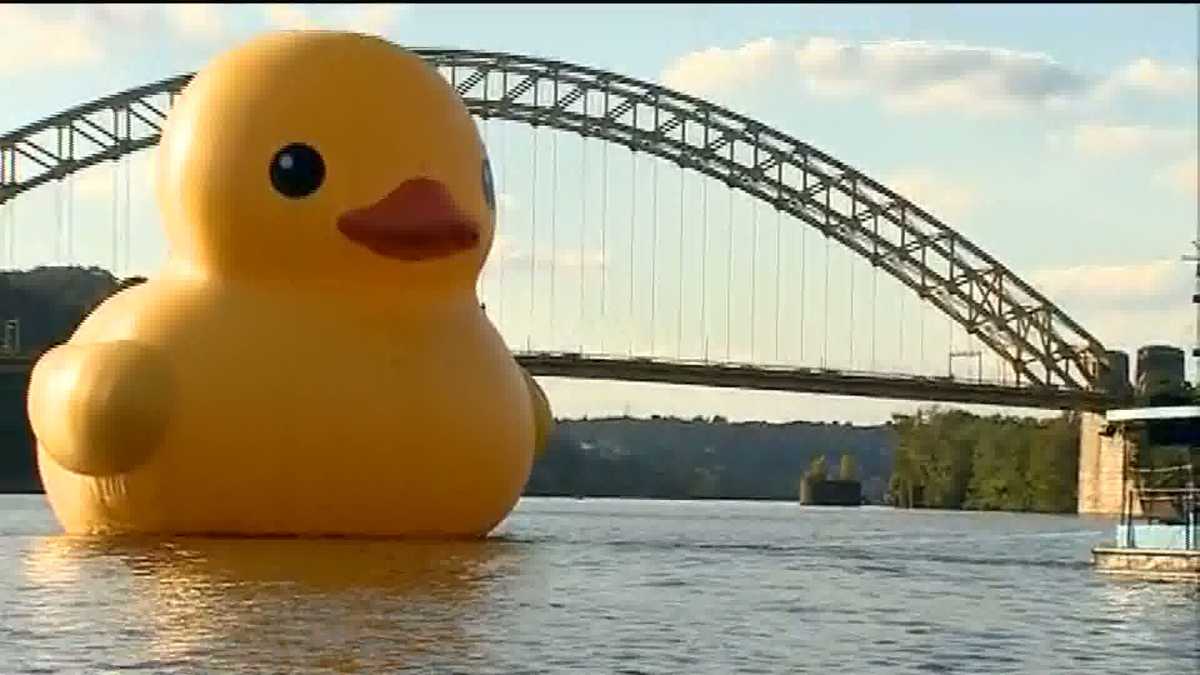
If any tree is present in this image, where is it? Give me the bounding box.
[892,407,1079,513]
[839,453,858,481]
[807,454,828,482]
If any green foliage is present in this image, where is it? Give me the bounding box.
[526,417,898,501]
[1,266,141,357]
[887,407,1080,513]
[807,454,828,482]
[839,453,857,481]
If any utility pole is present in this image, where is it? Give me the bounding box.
[948,349,983,383]
[1,319,18,356]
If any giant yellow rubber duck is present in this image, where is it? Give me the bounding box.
[27,31,554,537]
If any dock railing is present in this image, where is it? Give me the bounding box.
[1122,485,1200,550]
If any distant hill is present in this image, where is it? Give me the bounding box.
[530,416,893,501]
[1,265,145,357]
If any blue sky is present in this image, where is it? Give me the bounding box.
[1,4,1197,423]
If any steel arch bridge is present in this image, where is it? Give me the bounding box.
[0,48,1120,408]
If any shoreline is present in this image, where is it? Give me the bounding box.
[1,490,1087,515]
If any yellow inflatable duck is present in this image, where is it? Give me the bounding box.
[27,31,554,537]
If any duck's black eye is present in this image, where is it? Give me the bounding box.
[482,157,495,211]
[270,143,325,199]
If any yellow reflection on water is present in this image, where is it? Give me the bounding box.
[24,535,531,671]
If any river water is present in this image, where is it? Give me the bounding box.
[0,495,1196,673]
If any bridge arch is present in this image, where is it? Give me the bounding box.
[0,48,1109,391]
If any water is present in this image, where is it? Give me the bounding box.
[0,495,1196,673]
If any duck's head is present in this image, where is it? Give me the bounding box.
[156,31,495,292]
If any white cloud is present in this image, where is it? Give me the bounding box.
[662,37,1089,115]
[1099,57,1199,99]
[663,38,1200,118]
[661,38,790,97]
[84,5,229,42]
[884,170,977,222]
[262,4,410,35]
[88,4,157,28]
[342,4,408,35]
[0,4,235,76]
[1068,123,1196,157]
[1027,258,1197,361]
[1072,306,1194,365]
[264,4,314,30]
[488,234,606,270]
[1029,258,1190,310]
[164,4,226,41]
[1059,125,1196,198]
[1159,154,1198,197]
[0,6,103,76]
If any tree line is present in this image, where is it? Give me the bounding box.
[887,407,1080,513]
[527,415,894,501]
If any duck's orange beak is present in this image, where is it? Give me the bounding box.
[337,178,480,261]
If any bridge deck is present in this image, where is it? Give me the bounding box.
[0,352,1119,410]
[517,353,1121,411]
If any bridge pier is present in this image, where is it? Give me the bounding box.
[1077,412,1136,515]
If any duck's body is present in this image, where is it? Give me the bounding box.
[28,31,552,537]
[36,277,534,536]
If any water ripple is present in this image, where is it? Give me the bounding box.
[1,495,1196,673]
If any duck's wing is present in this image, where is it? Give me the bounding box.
[519,366,554,458]
[28,340,174,476]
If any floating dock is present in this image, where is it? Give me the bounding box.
[1091,406,1200,582]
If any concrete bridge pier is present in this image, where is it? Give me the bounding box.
[1077,411,1136,516]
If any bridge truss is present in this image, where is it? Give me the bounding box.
[0,48,1114,397]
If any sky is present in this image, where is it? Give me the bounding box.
[1,4,1197,424]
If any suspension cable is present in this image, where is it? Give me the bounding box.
[529,126,539,351]
[948,314,955,378]
[1,204,8,268]
[750,200,758,362]
[848,250,855,369]
[872,264,878,371]
[5,203,13,268]
[66,173,75,263]
[600,140,609,352]
[110,160,118,271]
[650,158,659,356]
[823,235,830,368]
[629,149,637,356]
[54,180,63,263]
[550,130,558,349]
[498,122,508,328]
[799,214,805,364]
[122,154,131,275]
[920,296,926,374]
[579,134,587,353]
[726,186,734,362]
[677,166,685,359]
[700,179,708,357]
[774,207,782,363]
